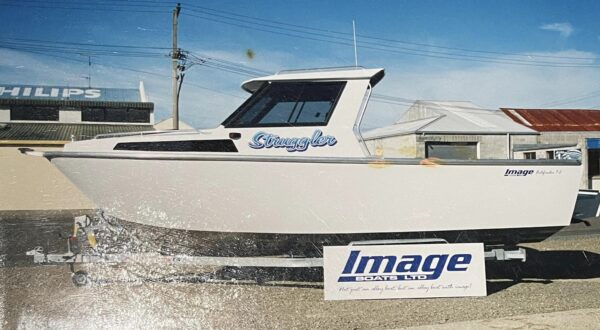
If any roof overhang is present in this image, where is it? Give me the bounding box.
[0,98,154,109]
[513,143,579,152]
[0,140,68,146]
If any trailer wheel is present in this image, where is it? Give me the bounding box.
[72,271,90,287]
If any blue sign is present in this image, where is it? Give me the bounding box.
[337,250,471,282]
[248,129,337,152]
[324,243,487,300]
[588,139,600,150]
[0,85,140,102]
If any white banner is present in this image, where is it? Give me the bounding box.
[323,243,486,300]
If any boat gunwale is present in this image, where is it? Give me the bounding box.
[30,150,582,166]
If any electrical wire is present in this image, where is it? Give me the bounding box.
[181,12,600,68]
[180,3,595,62]
[539,89,600,107]
[0,2,169,13]
[4,1,600,107]
[0,46,246,99]
[1,37,171,50]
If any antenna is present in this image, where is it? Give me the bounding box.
[80,53,92,88]
[87,55,92,88]
[352,20,358,67]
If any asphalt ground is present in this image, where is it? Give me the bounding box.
[1,210,600,329]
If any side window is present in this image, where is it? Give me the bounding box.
[223,81,345,128]
[259,102,296,124]
[82,107,150,123]
[295,101,331,123]
[10,106,59,121]
[426,142,478,160]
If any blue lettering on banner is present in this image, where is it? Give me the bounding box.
[248,129,337,152]
[337,250,471,282]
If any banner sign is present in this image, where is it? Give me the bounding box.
[0,85,140,102]
[323,243,486,300]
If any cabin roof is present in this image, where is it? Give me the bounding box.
[241,67,385,93]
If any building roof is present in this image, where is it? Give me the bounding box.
[154,117,194,130]
[513,143,578,152]
[501,108,600,132]
[362,116,442,140]
[0,122,154,144]
[405,101,537,134]
[363,101,536,140]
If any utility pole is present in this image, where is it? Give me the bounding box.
[171,3,181,130]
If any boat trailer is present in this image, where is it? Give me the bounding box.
[25,215,527,286]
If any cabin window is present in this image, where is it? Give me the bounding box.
[114,140,238,152]
[524,152,536,159]
[425,142,478,160]
[222,81,346,128]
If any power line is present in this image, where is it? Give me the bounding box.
[181,11,600,68]
[0,2,168,13]
[186,52,272,77]
[1,37,171,50]
[0,41,168,58]
[0,46,246,99]
[181,4,598,63]
[539,89,600,107]
[5,1,598,67]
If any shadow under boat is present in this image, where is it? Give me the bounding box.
[93,213,570,258]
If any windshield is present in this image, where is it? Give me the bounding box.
[222,81,346,128]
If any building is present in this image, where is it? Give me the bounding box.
[502,108,600,189]
[0,83,155,211]
[154,117,194,130]
[363,101,537,159]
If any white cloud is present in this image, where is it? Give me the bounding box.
[362,50,600,129]
[540,22,574,37]
[3,48,600,132]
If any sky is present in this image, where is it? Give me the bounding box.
[1,0,600,129]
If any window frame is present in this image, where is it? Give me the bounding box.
[10,105,60,121]
[222,81,346,128]
[425,141,479,160]
[82,107,150,123]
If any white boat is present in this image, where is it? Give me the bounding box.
[24,67,582,252]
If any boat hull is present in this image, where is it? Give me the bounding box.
[49,155,582,236]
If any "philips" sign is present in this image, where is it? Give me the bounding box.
[0,86,101,99]
[0,85,140,102]
[324,243,486,300]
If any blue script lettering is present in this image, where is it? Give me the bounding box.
[248,129,337,152]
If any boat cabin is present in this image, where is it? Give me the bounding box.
[64,67,385,158]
